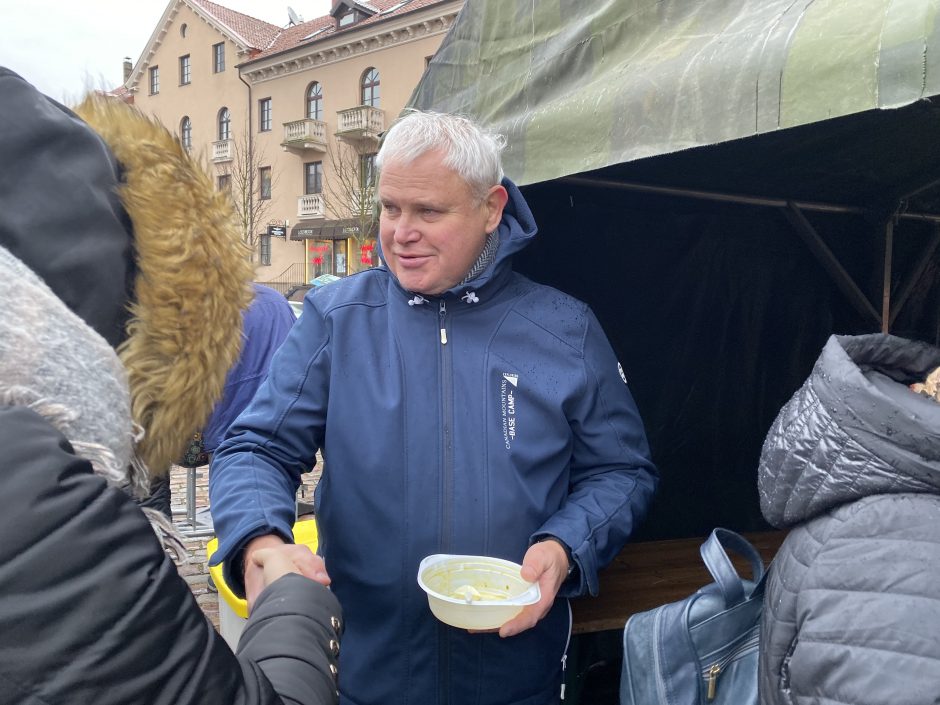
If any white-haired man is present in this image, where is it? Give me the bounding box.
[210,111,658,705]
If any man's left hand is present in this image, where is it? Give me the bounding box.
[498,539,570,638]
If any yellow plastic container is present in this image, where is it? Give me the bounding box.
[206,518,319,648]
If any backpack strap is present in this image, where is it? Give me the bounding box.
[699,528,765,607]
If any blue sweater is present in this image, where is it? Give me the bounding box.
[210,180,657,705]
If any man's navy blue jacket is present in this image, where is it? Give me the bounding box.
[210,179,657,705]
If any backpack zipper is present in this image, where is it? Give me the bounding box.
[702,630,759,700]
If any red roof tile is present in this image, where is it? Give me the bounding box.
[247,0,456,62]
[189,0,283,50]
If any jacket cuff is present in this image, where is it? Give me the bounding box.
[222,526,293,599]
[531,533,585,596]
[239,574,344,704]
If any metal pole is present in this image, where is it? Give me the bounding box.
[187,466,197,530]
[783,203,882,327]
[561,176,940,223]
[889,223,940,328]
[881,219,894,334]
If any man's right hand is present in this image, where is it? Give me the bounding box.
[244,534,331,610]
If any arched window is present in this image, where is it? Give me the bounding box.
[217,107,231,141]
[306,82,323,120]
[361,67,379,108]
[180,116,192,151]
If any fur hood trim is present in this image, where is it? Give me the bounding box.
[75,96,254,477]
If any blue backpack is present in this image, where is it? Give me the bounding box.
[620,528,767,705]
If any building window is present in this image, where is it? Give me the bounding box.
[180,116,192,151]
[361,67,380,108]
[218,107,231,141]
[179,55,191,85]
[360,153,376,190]
[213,42,225,73]
[304,161,323,195]
[149,66,159,95]
[260,233,272,266]
[339,10,355,26]
[180,23,188,38]
[259,98,272,132]
[259,166,272,200]
[306,82,323,120]
[308,239,348,277]
[217,174,231,192]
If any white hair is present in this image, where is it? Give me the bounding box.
[376,110,506,200]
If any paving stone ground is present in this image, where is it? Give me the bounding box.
[168,462,321,631]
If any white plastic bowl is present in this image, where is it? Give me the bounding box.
[417,554,541,630]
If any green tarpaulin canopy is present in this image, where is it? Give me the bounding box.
[411,0,940,197]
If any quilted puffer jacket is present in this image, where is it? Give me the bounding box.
[757,334,940,705]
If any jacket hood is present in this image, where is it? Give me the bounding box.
[0,67,253,479]
[0,68,134,348]
[759,334,940,527]
[75,96,254,476]
[461,176,538,289]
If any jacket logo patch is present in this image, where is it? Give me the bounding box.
[500,373,518,449]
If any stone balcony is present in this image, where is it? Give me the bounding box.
[298,193,326,220]
[281,118,328,152]
[335,105,384,143]
[211,139,233,163]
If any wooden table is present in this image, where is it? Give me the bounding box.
[570,530,786,635]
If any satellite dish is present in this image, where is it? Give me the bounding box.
[287,6,303,25]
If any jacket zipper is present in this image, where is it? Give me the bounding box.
[438,298,454,705]
[702,630,759,700]
[559,601,573,700]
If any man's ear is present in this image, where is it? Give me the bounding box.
[483,185,509,233]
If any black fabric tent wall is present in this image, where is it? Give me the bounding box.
[514,157,940,541]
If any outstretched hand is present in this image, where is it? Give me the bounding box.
[497,539,570,638]
[244,534,331,611]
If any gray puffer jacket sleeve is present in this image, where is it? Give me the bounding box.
[756,334,940,705]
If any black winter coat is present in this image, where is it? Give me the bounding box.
[0,405,342,705]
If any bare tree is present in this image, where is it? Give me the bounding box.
[219,125,279,263]
[324,137,379,270]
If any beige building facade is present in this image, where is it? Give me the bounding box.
[127,0,463,295]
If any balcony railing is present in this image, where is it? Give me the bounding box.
[298,193,325,219]
[256,262,306,297]
[281,119,327,152]
[212,139,233,163]
[335,106,384,141]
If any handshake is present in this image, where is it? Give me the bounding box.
[247,537,332,610]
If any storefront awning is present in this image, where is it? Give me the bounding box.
[290,218,377,241]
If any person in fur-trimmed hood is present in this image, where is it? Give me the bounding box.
[0,67,342,705]
[757,333,940,705]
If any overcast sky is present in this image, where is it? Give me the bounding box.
[0,0,332,102]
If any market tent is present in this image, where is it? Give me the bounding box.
[409,0,940,539]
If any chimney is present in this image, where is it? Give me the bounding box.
[123,57,133,83]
